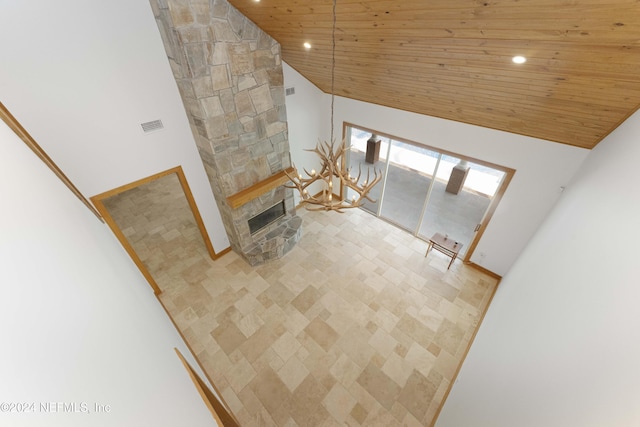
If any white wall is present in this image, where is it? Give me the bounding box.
[0,121,216,426]
[1,0,584,274]
[283,63,589,275]
[283,63,330,205]
[0,0,229,252]
[436,109,640,426]
[334,98,589,275]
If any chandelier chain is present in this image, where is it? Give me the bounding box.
[284,0,382,212]
[330,0,336,143]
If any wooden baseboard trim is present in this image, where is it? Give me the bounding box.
[211,246,233,260]
[175,348,239,427]
[465,261,502,280]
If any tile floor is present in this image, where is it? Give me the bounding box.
[103,172,499,427]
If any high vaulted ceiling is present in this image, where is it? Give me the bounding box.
[227,0,640,149]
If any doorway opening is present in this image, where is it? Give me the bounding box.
[91,166,224,294]
[343,123,514,262]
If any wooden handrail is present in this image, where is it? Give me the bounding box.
[174,348,240,427]
[0,101,102,220]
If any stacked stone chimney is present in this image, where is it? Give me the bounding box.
[150,0,300,265]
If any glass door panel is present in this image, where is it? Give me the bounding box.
[345,124,510,261]
[346,128,388,215]
[379,140,438,232]
[418,157,504,256]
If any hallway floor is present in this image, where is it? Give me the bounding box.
[104,173,499,426]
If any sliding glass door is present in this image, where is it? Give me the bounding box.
[345,124,510,260]
[345,128,389,216]
[417,156,505,256]
[379,140,438,232]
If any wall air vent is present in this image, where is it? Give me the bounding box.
[285,87,295,96]
[141,119,164,133]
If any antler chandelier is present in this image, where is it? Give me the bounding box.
[286,139,382,212]
[285,0,381,212]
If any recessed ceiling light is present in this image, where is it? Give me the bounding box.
[512,56,527,64]
[303,42,312,49]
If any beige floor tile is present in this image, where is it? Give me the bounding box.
[281,306,310,337]
[356,362,402,410]
[423,377,451,425]
[237,386,266,418]
[329,353,364,389]
[416,304,445,332]
[287,371,331,427]
[336,327,375,369]
[291,286,322,314]
[211,321,247,356]
[319,290,349,314]
[363,403,403,427]
[226,356,258,394]
[278,355,310,392]
[235,292,262,316]
[402,411,426,427]
[404,342,436,377]
[373,307,400,333]
[271,331,301,364]
[437,297,463,320]
[399,369,442,421]
[433,318,466,356]
[250,367,293,416]
[390,400,409,422]
[174,306,199,328]
[381,352,414,388]
[236,310,263,335]
[238,325,281,363]
[350,402,368,425]
[434,347,461,380]
[304,318,339,352]
[325,310,356,336]
[382,266,406,285]
[220,386,244,417]
[368,328,398,358]
[394,312,437,344]
[322,383,357,423]
[103,175,499,427]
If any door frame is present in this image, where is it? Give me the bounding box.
[90,166,225,295]
[342,122,515,264]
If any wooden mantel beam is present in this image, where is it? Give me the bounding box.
[226,167,294,209]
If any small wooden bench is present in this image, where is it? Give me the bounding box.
[425,232,463,269]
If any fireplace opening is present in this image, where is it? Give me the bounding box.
[248,200,285,234]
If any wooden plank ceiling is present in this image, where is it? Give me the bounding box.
[227,0,640,149]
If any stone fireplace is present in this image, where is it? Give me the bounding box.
[249,200,284,234]
[227,176,301,265]
[150,0,301,265]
